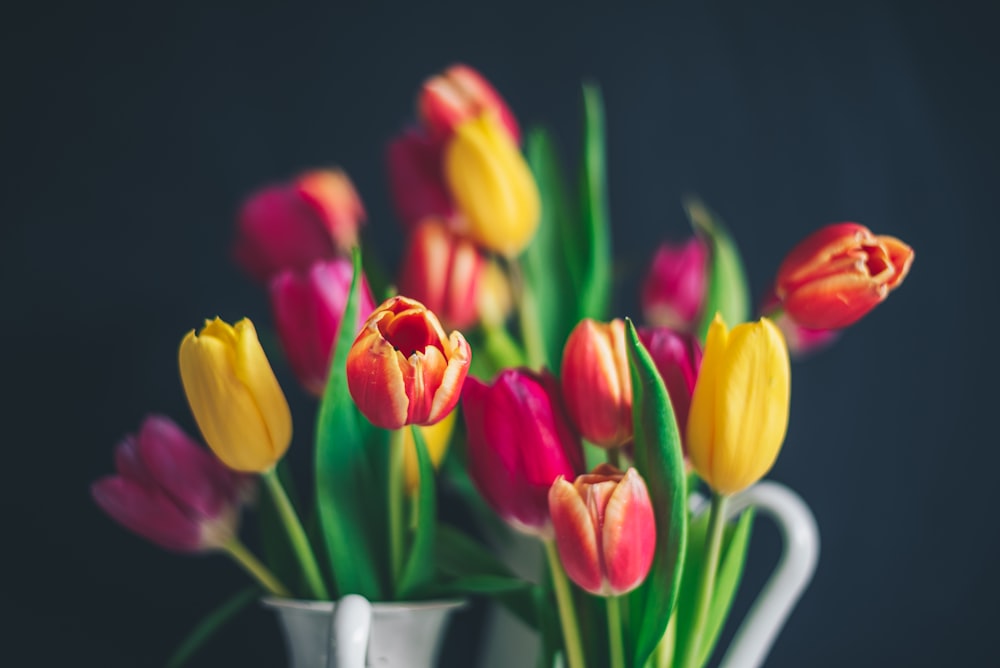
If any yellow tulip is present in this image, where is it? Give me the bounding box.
[686,315,790,495]
[179,317,292,473]
[444,112,540,258]
[403,409,456,494]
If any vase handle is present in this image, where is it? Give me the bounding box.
[709,481,820,668]
[327,594,373,668]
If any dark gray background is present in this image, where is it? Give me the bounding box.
[3,1,997,666]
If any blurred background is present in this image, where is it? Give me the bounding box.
[3,1,997,665]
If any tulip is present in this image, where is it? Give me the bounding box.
[179,317,292,473]
[686,316,790,495]
[386,129,455,228]
[774,222,914,329]
[641,237,708,332]
[270,258,377,396]
[637,327,702,439]
[403,409,456,494]
[233,169,366,282]
[398,218,486,331]
[346,296,471,430]
[463,369,584,536]
[91,415,250,553]
[759,289,838,358]
[548,464,656,596]
[444,112,540,257]
[419,64,521,144]
[561,319,633,448]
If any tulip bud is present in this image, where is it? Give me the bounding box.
[179,317,293,473]
[561,319,633,448]
[548,464,656,596]
[444,112,540,258]
[419,64,521,144]
[403,409,456,494]
[774,222,914,329]
[269,258,377,397]
[386,129,456,228]
[398,218,486,331]
[233,169,366,282]
[637,327,702,439]
[91,415,251,553]
[687,316,790,495]
[463,369,584,536]
[346,296,471,430]
[641,237,708,332]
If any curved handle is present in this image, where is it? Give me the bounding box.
[716,482,820,668]
[327,594,373,668]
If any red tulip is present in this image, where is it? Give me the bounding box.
[233,169,366,282]
[270,258,377,397]
[418,64,521,144]
[346,296,471,429]
[641,237,708,332]
[774,223,914,329]
[759,289,838,358]
[561,319,633,448]
[636,327,702,438]
[386,129,455,229]
[91,415,251,553]
[463,369,584,537]
[398,218,486,331]
[549,464,656,596]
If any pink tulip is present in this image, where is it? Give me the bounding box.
[463,369,584,537]
[233,169,366,282]
[418,64,521,144]
[386,129,455,229]
[637,327,702,438]
[270,258,377,397]
[91,415,251,553]
[398,218,486,330]
[641,237,709,332]
[549,464,656,596]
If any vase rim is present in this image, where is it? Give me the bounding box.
[260,596,467,614]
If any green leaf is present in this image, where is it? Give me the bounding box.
[684,197,751,342]
[671,508,755,668]
[315,247,383,600]
[624,319,688,668]
[164,586,259,668]
[578,83,612,322]
[525,127,579,371]
[397,424,437,598]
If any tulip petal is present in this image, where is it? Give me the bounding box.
[687,316,728,482]
[550,477,603,594]
[233,319,292,461]
[602,469,656,595]
[879,235,915,290]
[91,477,203,553]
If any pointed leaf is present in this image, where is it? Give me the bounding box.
[578,83,612,321]
[525,126,579,371]
[165,586,259,668]
[397,423,437,598]
[624,319,688,668]
[315,247,383,599]
[684,197,750,341]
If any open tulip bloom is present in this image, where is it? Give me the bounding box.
[91,64,913,668]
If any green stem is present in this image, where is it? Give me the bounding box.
[221,538,291,597]
[682,492,728,668]
[607,446,621,469]
[607,594,626,668]
[261,468,330,600]
[388,428,406,590]
[508,257,547,370]
[544,539,586,668]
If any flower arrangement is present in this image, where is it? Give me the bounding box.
[91,64,913,667]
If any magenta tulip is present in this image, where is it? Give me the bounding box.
[386,129,455,229]
[233,169,366,283]
[637,327,702,438]
[549,464,656,596]
[463,369,584,537]
[91,415,251,553]
[641,237,708,332]
[270,258,377,396]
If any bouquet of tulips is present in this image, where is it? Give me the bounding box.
[91,63,914,668]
